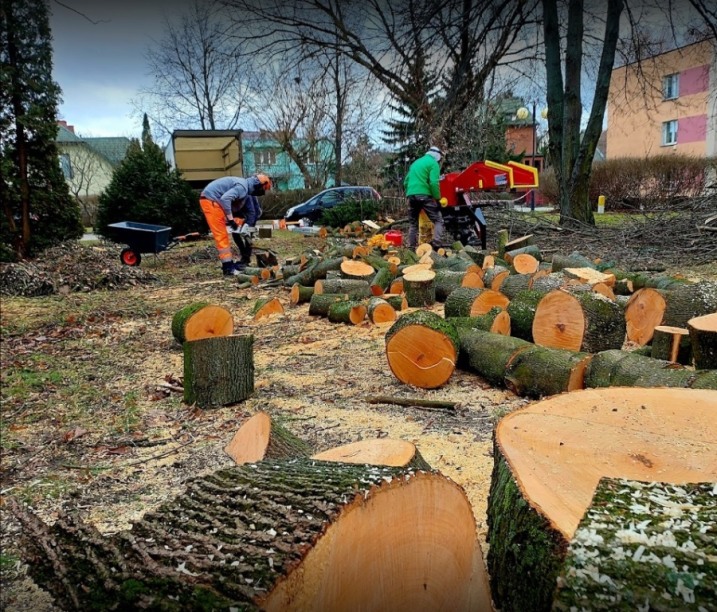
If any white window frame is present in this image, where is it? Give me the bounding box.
[662,120,678,146]
[256,150,277,166]
[59,153,73,179]
[663,73,679,100]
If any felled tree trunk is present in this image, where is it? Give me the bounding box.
[312,439,431,470]
[369,265,395,296]
[385,310,460,389]
[487,387,717,612]
[448,308,511,336]
[688,311,717,369]
[584,349,696,389]
[550,252,595,272]
[283,256,344,287]
[290,283,315,306]
[327,300,367,325]
[308,293,349,317]
[434,269,472,302]
[503,345,592,398]
[505,289,546,342]
[454,328,531,387]
[383,293,409,311]
[171,302,234,344]
[224,411,313,464]
[403,269,436,307]
[553,478,717,609]
[183,335,254,408]
[483,265,510,291]
[650,325,691,364]
[662,281,717,328]
[532,289,625,353]
[444,287,510,318]
[9,459,488,612]
[314,278,371,299]
[499,273,533,300]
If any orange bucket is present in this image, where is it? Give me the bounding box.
[385,230,403,247]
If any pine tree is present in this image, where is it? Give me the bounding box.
[96,119,206,237]
[0,0,84,261]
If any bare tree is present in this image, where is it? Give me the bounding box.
[63,144,104,226]
[137,0,248,141]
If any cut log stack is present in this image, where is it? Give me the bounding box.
[486,387,717,611]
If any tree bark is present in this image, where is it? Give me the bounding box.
[308,293,349,317]
[366,296,396,324]
[447,308,512,336]
[487,387,717,611]
[688,312,717,369]
[183,335,254,408]
[454,328,531,387]
[503,345,592,398]
[290,283,315,306]
[314,278,371,299]
[402,269,436,307]
[224,411,313,464]
[171,302,234,344]
[444,286,510,318]
[506,289,546,342]
[650,325,691,364]
[327,300,367,325]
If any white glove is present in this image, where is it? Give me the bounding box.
[239,224,256,236]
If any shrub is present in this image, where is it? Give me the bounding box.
[319,200,380,228]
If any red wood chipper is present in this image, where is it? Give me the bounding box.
[438,160,539,249]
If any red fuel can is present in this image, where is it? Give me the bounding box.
[385,230,403,247]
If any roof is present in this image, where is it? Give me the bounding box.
[56,124,82,143]
[172,129,243,138]
[83,137,132,167]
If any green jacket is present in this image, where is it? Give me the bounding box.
[403,153,441,200]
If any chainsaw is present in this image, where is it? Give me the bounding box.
[438,160,539,249]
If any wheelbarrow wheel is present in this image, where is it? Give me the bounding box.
[120,248,141,266]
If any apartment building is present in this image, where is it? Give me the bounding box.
[607,38,717,158]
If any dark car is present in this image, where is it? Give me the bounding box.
[284,186,381,224]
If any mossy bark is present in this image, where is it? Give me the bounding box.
[663,281,717,328]
[500,273,533,299]
[585,350,691,389]
[403,276,436,307]
[262,420,313,460]
[444,287,484,318]
[689,323,717,370]
[689,369,717,389]
[183,335,254,407]
[574,291,626,353]
[530,272,569,293]
[434,269,468,302]
[171,302,210,344]
[650,327,692,364]
[551,252,595,272]
[504,345,591,399]
[487,449,567,612]
[315,278,371,299]
[506,289,546,342]
[385,310,460,355]
[290,283,315,306]
[327,300,367,325]
[384,294,408,311]
[553,478,717,610]
[584,350,632,388]
[308,293,349,317]
[369,266,395,295]
[447,308,506,334]
[454,328,530,386]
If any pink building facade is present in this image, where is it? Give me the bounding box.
[607,39,717,158]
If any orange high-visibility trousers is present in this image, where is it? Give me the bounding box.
[200,198,233,262]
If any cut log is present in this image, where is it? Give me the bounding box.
[662,281,717,328]
[314,278,371,299]
[171,302,234,344]
[650,324,691,364]
[487,387,717,612]
[532,289,626,353]
[562,267,616,287]
[389,277,404,294]
[499,273,533,300]
[504,345,592,398]
[497,228,510,258]
[243,266,272,280]
[366,296,397,324]
[308,293,350,317]
[383,293,409,311]
[505,289,546,342]
[290,283,315,306]
[584,349,694,389]
[530,272,571,293]
[183,334,254,408]
[483,265,510,291]
[624,287,667,345]
[688,311,717,369]
[448,308,512,336]
[550,252,595,272]
[312,439,431,470]
[369,265,395,296]
[385,310,459,389]
[444,287,510,318]
[340,259,375,281]
[510,253,540,275]
[327,300,367,325]
[9,459,488,612]
[224,411,313,464]
[554,478,717,610]
[402,269,436,307]
[252,297,284,321]
[461,270,484,289]
[454,328,531,387]
[433,269,470,302]
[284,256,344,287]
[590,281,615,301]
[461,245,489,266]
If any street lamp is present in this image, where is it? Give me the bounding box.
[517,102,538,210]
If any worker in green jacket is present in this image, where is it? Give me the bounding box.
[403,146,445,249]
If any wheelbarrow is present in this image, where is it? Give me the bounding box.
[107,221,202,266]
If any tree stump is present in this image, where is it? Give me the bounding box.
[183,335,254,408]
[314,278,371,299]
[9,459,489,611]
[506,289,546,342]
[650,325,691,364]
[171,302,233,344]
[448,307,512,336]
[312,439,431,470]
[290,283,315,306]
[327,300,367,325]
[454,328,531,387]
[308,293,350,317]
[487,387,717,612]
[503,345,592,398]
[688,311,717,369]
[553,477,717,609]
[366,296,397,324]
[224,411,313,464]
[385,310,459,389]
[532,289,626,353]
[252,297,284,321]
[444,286,510,318]
[402,269,436,307]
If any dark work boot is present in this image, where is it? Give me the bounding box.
[222,261,241,276]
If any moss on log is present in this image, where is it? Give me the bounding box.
[554,478,717,610]
[447,307,511,336]
[308,293,350,317]
[500,273,533,299]
[434,269,469,302]
[504,345,592,398]
[506,289,546,342]
[663,281,717,328]
[314,278,371,299]
[171,302,233,344]
[403,270,436,307]
[551,252,595,272]
[290,283,315,306]
[369,265,395,296]
[650,325,692,364]
[444,286,510,318]
[454,328,531,386]
[366,296,397,324]
[327,300,367,325]
[183,335,254,408]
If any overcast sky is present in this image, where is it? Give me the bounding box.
[50,0,192,140]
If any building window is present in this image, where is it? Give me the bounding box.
[59,153,73,179]
[662,120,678,146]
[663,73,679,100]
[256,150,277,166]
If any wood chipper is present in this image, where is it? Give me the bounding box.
[438,160,539,249]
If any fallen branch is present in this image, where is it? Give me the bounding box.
[365,395,459,411]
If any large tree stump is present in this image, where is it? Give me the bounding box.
[688,311,717,369]
[532,289,625,353]
[503,345,592,398]
[444,286,510,318]
[403,269,436,307]
[454,328,531,387]
[487,387,717,612]
[312,439,431,470]
[9,459,489,611]
[224,411,313,464]
[183,335,254,408]
[650,324,692,364]
[385,310,459,389]
[553,478,717,609]
[171,302,233,344]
